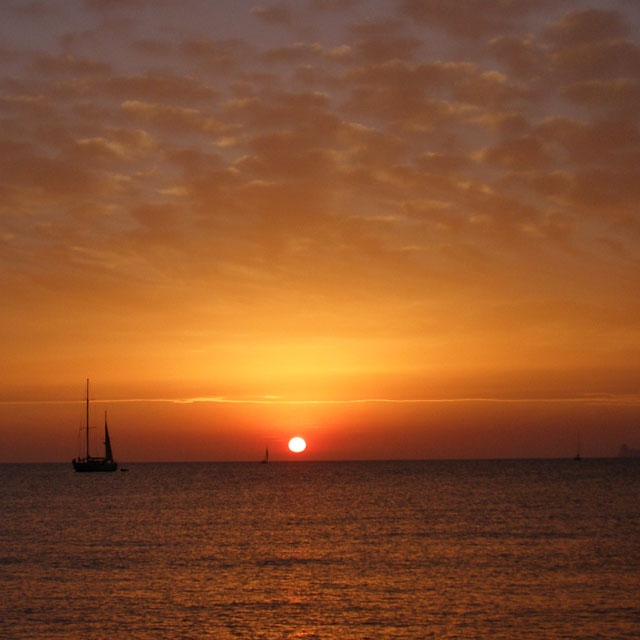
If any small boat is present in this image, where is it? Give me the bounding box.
[261,447,269,464]
[574,432,581,461]
[72,379,118,472]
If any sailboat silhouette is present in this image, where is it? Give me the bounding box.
[574,432,581,461]
[72,379,118,472]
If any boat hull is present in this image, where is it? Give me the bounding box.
[72,458,118,472]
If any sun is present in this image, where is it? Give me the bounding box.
[288,436,307,453]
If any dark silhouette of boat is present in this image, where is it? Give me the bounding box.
[261,447,269,464]
[574,432,581,461]
[72,379,118,472]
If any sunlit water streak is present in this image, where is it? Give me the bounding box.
[1,460,639,639]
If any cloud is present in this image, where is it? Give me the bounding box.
[59,17,138,52]
[476,111,531,137]
[6,392,640,405]
[121,100,223,135]
[537,117,640,169]
[31,53,112,76]
[414,151,471,175]
[482,135,554,171]
[71,127,157,167]
[237,130,339,181]
[0,93,59,120]
[221,89,335,131]
[84,0,170,9]
[352,34,422,63]
[251,2,293,25]
[263,42,324,64]
[345,18,422,63]
[489,35,548,79]
[180,38,246,72]
[0,140,109,204]
[104,74,218,104]
[1,1,61,18]
[131,38,174,55]
[551,38,640,81]
[544,9,640,82]
[309,0,360,11]
[130,203,182,232]
[546,8,629,46]
[401,0,553,38]
[341,60,472,127]
[452,70,533,109]
[569,168,640,211]
[563,78,640,116]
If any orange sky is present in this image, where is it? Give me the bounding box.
[1,0,639,461]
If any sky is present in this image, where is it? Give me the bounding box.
[1,0,640,462]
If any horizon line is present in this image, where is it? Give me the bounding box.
[0,455,630,464]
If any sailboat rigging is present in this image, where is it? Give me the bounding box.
[72,379,118,472]
[261,447,269,464]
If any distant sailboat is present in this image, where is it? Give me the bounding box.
[72,379,118,472]
[574,432,581,461]
[261,447,269,464]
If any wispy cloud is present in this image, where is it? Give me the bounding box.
[3,394,640,407]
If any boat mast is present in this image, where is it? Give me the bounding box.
[86,378,90,459]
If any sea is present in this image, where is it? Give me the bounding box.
[1,459,639,639]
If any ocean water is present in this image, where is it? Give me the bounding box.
[1,459,639,639]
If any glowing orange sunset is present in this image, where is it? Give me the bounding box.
[1,0,640,462]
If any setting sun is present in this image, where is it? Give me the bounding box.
[288,437,307,453]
